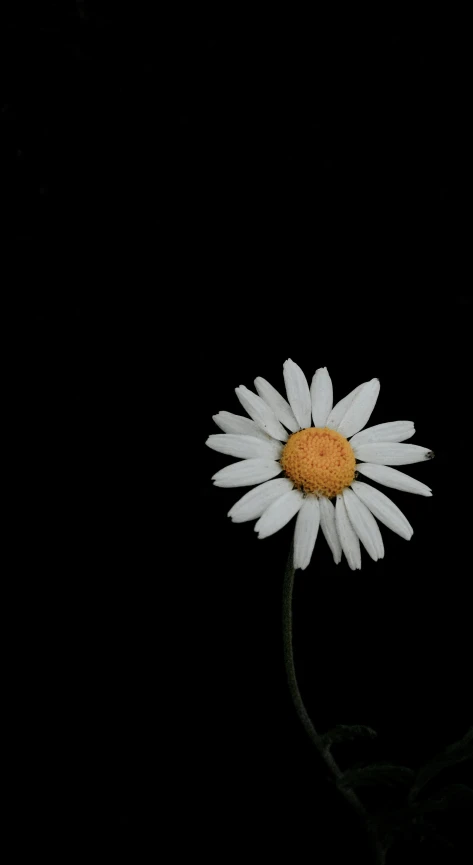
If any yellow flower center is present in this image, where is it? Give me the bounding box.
[280,427,356,498]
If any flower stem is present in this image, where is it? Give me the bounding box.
[282,543,385,863]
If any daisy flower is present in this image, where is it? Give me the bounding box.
[206,360,433,570]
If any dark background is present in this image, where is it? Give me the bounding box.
[7,4,470,862]
[2,7,468,271]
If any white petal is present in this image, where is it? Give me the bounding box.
[355,463,432,497]
[326,382,366,430]
[283,359,312,429]
[228,478,294,522]
[212,459,282,487]
[255,489,304,539]
[310,367,333,427]
[343,488,384,561]
[349,421,415,448]
[293,496,320,570]
[337,378,380,438]
[319,496,342,564]
[335,495,361,570]
[206,434,283,460]
[351,480,413,540]
[235,386,288,441]
[254,377,299,432]
[213,411,273,440]
[353,442,434,465]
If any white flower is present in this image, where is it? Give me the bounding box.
[207,361,433,571]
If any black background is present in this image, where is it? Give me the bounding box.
[7,4,470,862]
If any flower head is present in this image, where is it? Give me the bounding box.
[207,361,433,570]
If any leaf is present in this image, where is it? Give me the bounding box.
[412,784,473,814]
[338,763,415,790]
[321,724,377,748]
[410,728,473,798]
[445,726,473,756]
[409,819,456,850]
[373,811,456,852]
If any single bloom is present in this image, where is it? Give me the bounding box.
[206,361,433,570]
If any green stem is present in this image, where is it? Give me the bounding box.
[282,543,385,864]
